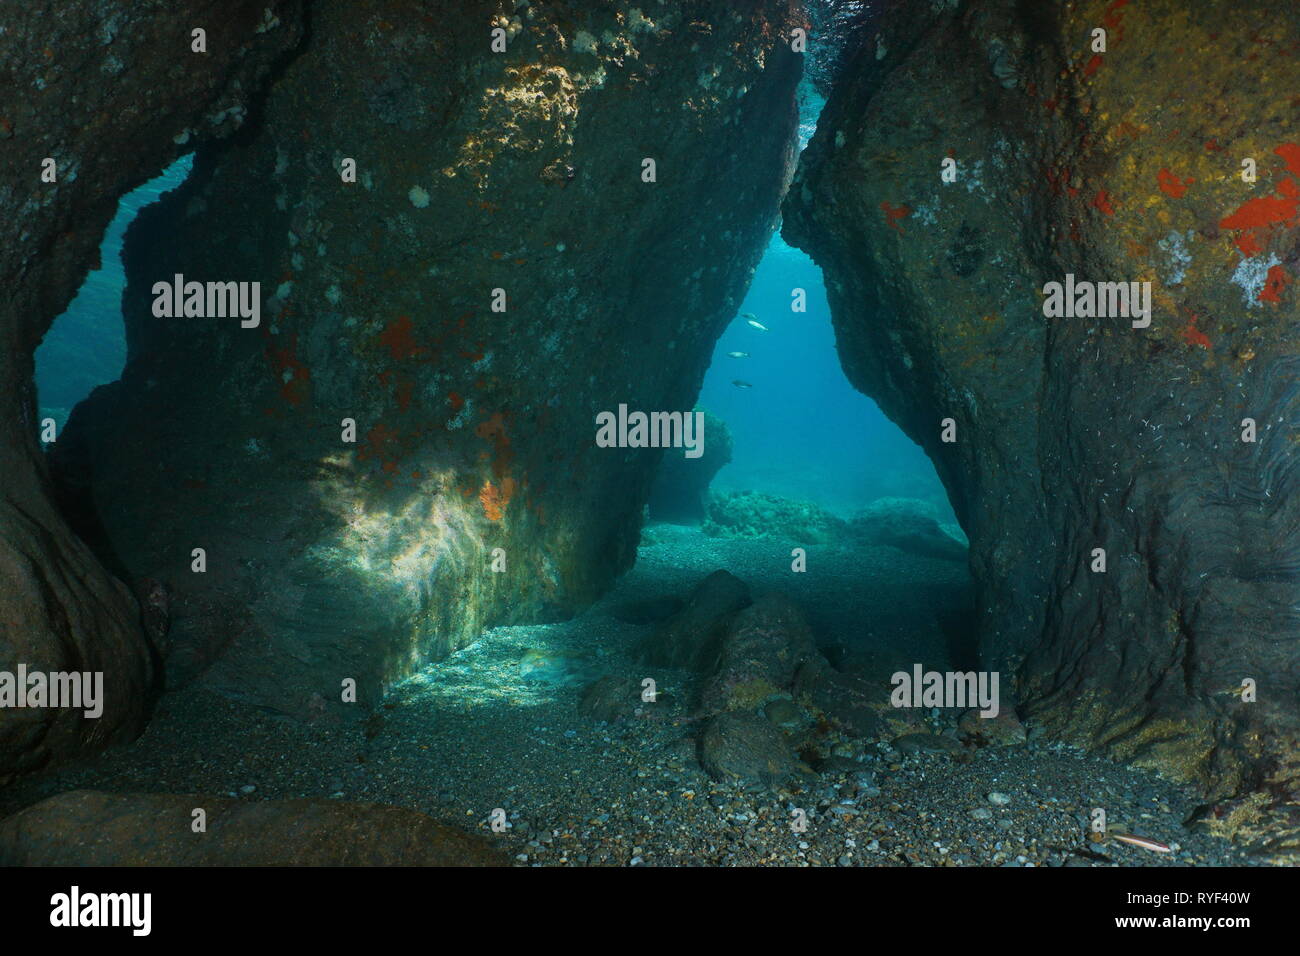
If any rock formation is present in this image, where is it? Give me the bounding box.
[58,0,802,718]
[783,0,1299,796]
[0,0,307,782]
[647,408,732,522]
[0,789,505,865]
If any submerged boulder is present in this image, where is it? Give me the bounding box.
[783,0,1300,797]
[849,497,967,561]
[0,790,504,866]
[703,490,848,543]
[578,675,641,723]
[792,657,886,739]
[636,569,752,671]
[697,593,820,714]
[698,712,800,786]
[647,409,733,523]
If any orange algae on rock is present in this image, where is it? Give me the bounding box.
[479,477,516,521]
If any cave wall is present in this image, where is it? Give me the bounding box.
[784,0,1299,796]
[65,0,803,712]
[0,1,307,781]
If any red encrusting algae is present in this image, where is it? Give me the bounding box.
[881,201,911,232]
[1259,264,1291,304]
[1157,168,1192,198]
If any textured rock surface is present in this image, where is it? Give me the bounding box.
[697,592,819,714]
[702,488,846,542]
[849,497,967,561]
[64,1,802,711]
[784,0,1299,796]
[0,1,306,780]
[697,711,800,786]
[0,789,504,865]
[636,569,752,670]
[647,409,732,522]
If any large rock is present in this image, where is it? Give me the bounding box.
[783,0,1299,796]
[0,0,307,781]
[792,656,885,739]
[849,497,967,561]
[702,489,847,543]
[698,712,800,786]
[0,790,504,865]
[697,592,819,714]
[647,408,733,523]
[61,1,803,711]
[636,569,752,670]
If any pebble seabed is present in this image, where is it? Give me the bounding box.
[0,526,1259,867]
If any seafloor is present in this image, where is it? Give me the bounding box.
[0,525,1257,867]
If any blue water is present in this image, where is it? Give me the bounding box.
[698,236,949,519]
[697,89,950,520]
[35,155,193,432]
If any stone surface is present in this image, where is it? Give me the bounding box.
[0,0,307,782]
[647,409,732,523]
[578,674,640,723]
[697,592,819,714]
[792,656,885,739]
[703,489,847,543]
[61,0,802,713]
[0,789,504,865]
[637,569,752,671]
[697,711,800,786]
[783,0,1300,797]
[849,497,967,561]
[958,707,1027,747]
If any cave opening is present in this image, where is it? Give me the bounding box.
[35,155,194,438]
[644,65,975,677]
[3,0,1289,874]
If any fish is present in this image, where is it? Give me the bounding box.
[732,379,753,389]
[746,319,769,331]
[1110,832,1173,853]
[726,351,749,358]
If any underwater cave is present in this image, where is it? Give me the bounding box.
[0,0,1297,904]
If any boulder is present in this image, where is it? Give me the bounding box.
[698,712,800,787]
[0,790,505,866]
[636,570,751,671]
[792,657,886,739]
[849,497,968,561]
[702,490,847,544]
[697,593,819,714]
[647,409,733,523]
[578,675,641,723]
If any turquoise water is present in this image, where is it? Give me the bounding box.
[698,88,949,520]
[698,235,950,519]
[35,155,193,431]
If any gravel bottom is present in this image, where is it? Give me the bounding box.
[0,526,1258,867]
